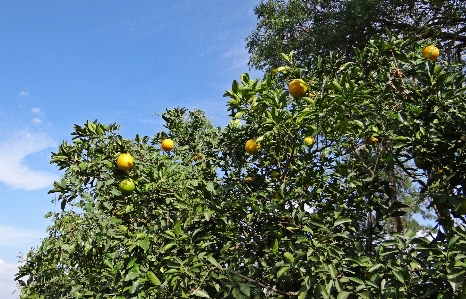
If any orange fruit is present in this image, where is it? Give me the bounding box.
[244,176,254,184]
[116,153,134,171]
[193,155,199,161]
[119,178,135,195]
[161,139,175,152]
[288,79,308,97]
[304,136,315,146]
[422,45,439,61]
[270,170,279,178]
[366,136,378,145]
[245,139,260,155]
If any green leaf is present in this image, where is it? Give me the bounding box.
[348,276,364,285]
[193,289,211,298]
[298,286,308,299]
[351,120,364,128]
[232,80,239,93]
[138,238,150,251]
[147,271,161,286]
[162,243,176,252]
[398,112,408,124]
[205,182,216,194]
[283,252,295,263]
[392,269,404,283]
[207,255,221,269]
[232,288,247,299]
[331,80,343,93]
[271,66,290,76]
[328,264,337,278]
[359,291,371,299]
[174,221,182,236]
[368,264,383,272]
[204,210,212,221]
[333,218,351,228]
[239,283,250,296]
[124,269,140,281]
[279,53,290,63]
[272,239,278,254]
[277,266,290,278]
[164,230,176,238]
[337,291,350,299]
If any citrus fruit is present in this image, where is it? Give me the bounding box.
[366,136,378,145]
[193,152,203,161]
[119,178,135,195]
[244,177,254,184]
[245,139,260,155]
[288,79,308,98]
[304,136,315,146]
[270,170,279,178]
[116,153,134,171]
[161,139,175,152]
[422,45,439,61]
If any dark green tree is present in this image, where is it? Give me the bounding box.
[246,0,466,71]
[16,37,466,298]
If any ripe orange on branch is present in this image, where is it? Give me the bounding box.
[288,79,308,98]
[304,136,315,146]
[161,139,175,152]
[422,45,439,61]
[245,139,260,155]
[116,153,134,171]
[366,136,378,145]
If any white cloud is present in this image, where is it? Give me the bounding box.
[0,226,45,248]
[31,118,42,125]
[415,229,434,241]
[0,130,58,190]
[18,91,28,97]
[0,259,21,299]
[221,45,251,71]
[31,108,41,114]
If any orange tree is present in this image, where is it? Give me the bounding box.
[16,36,466,298]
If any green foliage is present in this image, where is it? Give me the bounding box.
[16,36,466,298]
[246,0,466,71]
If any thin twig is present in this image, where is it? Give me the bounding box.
[191,267,214,295]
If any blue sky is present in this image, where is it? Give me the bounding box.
[0,1,261,297]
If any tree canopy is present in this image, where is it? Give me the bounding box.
[246,0,466,71]
[16,36,466,298]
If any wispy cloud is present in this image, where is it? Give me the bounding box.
[0,259,21,299]
[0,226,45,248]
[18,90,29,97]
[31,108,41,114]
[222,46,249,69]
[32,118,42,125]
[0,130,58,190]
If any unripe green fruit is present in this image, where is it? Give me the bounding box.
[119,178,135,195]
